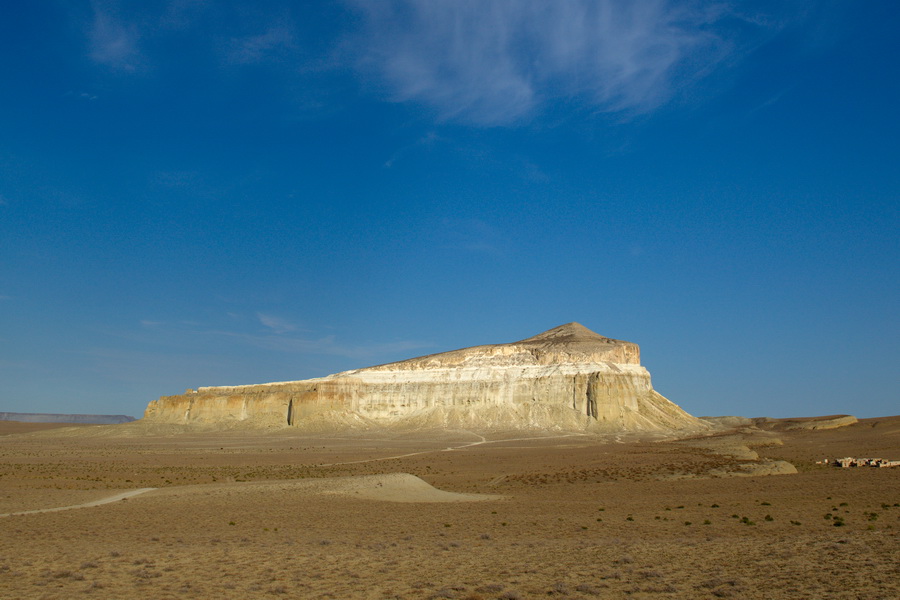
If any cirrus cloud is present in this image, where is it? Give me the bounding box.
[348,0,787,126]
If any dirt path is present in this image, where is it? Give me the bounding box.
[0,488,157,518]
[318,431,586,467]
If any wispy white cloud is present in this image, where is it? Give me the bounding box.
[747,86,793,115]
[81,3,315,76]
[227,24,296,65]
[223,331,432,362]
[349,0,786,126]
[384,131,442,168]
[132,315,431,362]
[62,91,99,101]
[256,312,297,334]
[88,1,143,71]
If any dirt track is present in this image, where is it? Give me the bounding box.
[1,418,898,599]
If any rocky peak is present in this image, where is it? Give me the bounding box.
[517,322,617,345]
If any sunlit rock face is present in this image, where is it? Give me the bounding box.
[143,323,707,431]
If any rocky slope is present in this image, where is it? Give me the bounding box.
[142,323,707,432]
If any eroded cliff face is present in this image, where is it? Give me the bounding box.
[142,323,707,432]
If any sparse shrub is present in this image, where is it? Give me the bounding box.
[684,521,692,526]
[761,501,771,506]
[764,515,774,522]
[575,583,603,594]
[711,504,719,508]
[790,520,802,526]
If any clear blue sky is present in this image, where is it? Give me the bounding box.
[1,1,897,419]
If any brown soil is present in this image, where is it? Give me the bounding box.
[1,417,898,599]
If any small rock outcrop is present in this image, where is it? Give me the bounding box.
[142,323,708,432]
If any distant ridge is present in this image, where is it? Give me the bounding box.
[0,412,136,425]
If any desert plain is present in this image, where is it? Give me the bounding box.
[1,417,898,599]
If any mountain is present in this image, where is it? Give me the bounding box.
[142,323,707,432]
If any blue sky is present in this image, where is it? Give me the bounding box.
[1,1,897,419]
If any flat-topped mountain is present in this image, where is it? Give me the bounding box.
[143,323,707,432]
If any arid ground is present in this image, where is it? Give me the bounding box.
[1,417,898,599]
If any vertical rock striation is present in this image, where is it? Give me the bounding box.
[142,323,707,431]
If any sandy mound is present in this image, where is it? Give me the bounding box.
[699,414,859,432]
[699,416,754,429]
[311,473,504,502]
[754,415,858,431]
[675,431,784,460]
[146,473,504,504]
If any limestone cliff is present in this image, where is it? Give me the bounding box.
[142,323,707,431]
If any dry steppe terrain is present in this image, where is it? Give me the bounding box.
[1,417,898,599]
